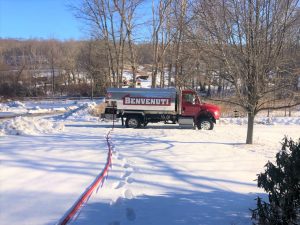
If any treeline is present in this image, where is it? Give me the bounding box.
[0,39,107,97]
[0,37,230,98]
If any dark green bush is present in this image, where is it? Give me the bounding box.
[251,137,300,225]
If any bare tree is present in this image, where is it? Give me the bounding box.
[45,40,61,96]
[114,0,144,88]
[192,0,300,144]
[150,0,173,88]
[172,0,187,88]
[78,40,110,97]
[73,0,127,88]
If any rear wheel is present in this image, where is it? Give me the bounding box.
[197,118,214,130]
[125,117,141,128]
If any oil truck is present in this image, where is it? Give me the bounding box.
[104,88,220,130]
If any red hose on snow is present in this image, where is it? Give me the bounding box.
[58,130,114,225]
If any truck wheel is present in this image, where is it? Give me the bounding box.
[197,118,214,130]
[125,117,141,128]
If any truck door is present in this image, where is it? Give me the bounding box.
[181,91,200,117]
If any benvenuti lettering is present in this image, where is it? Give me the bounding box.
[135,98,141,104]
[124,97,170,105]
[124,97,130,104]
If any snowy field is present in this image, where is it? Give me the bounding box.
[0,100,299,225]
[0,99,103,118]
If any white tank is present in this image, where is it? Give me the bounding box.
[106,88,177,112]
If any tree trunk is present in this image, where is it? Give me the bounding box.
[51,64,55,96]
[91,76,94,100]
[246,112,255,144]
[128,32,136,88]
[168,62,172,87]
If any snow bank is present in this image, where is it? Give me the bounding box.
[59,102,99,122]
[0,117,64,136]
[0,101,28,114]
[0,102,25,112]
[6,101,26,108]
[27,106,52,114]
[257,117,300,125]
[0,103,7,111]
[220,117,300,125]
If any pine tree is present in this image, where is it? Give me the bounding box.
[251,137,300,225]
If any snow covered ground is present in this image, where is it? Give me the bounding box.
[0,101,299,225]
[72,123,299,225]
[0,99,103,118]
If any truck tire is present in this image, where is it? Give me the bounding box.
[197,118,214,130]
[125,117,141,128]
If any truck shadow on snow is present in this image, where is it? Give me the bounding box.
[66,123,203,130]
[65,123,245,146]
[111,133,246,154]
[73,191,262,225]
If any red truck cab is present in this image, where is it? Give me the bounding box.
[181,90,220,130]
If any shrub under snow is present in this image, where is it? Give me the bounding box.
[0,117,64,136]
[59,102,99,122]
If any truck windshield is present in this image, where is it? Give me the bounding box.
[183,93,194,104]
[183,92,200,104]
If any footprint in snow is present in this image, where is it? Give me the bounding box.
[126,207,136,221]
[115,153,123,160]
[113,153,119,159]
[123,163,131,169]
[124,189,134,199]
[126,177,134,184]
[112,197,123,206]
[113,181,126,189]
[108,221,120,225]
[121,171,132,179]
[117,155,123,160]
